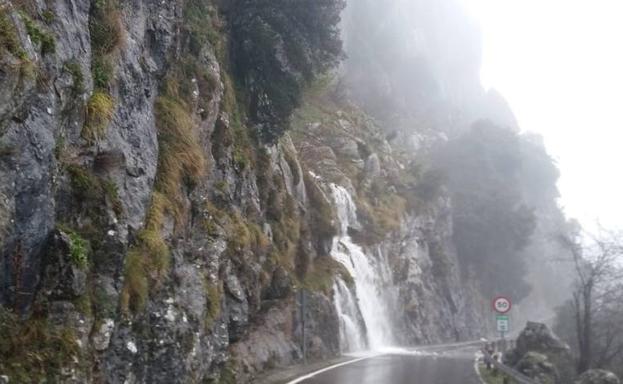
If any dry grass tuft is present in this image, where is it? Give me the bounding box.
[204,281,222,329]
[0,309,80,382]
[121,69,208,314]
[90,0,124,56]
[153,95,206,225]
[82,91,114,142]
[303,256,353,294]
[0,7,26,59]
[120,192,171,314]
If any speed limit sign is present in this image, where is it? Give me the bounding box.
[492,296,512,314]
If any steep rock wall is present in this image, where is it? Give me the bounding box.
[0,0,487,383]
[290,85,488,345]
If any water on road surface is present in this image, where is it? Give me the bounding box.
[294,344,482,384]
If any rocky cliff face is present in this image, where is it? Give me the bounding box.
[290,86,486,346]
[0,0,488,382]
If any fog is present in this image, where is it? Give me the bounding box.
[460,0,623,232]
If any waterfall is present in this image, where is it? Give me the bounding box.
[330,184,396,351]
[334,279,366,352]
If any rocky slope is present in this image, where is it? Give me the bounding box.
[0,0,532,383]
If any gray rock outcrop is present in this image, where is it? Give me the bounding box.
[504,322,575,384]
[575,370,621,384]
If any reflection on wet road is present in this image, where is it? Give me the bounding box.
[295,344,482,384]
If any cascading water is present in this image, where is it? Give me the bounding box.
[334,278,366,352]
[330,184,396,351]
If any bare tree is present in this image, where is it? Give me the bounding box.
[592,281,623,370]
[558,230,623,373]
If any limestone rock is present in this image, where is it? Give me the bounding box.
[92,319,116,351]
[515,351,558,383]
[575,370,621,384]
[504,322,575,384]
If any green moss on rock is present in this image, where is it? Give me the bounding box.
[20,12,55,54]
[303,256,353,294]
[68,231,90,269]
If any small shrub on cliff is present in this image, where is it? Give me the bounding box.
[68,231,90,269]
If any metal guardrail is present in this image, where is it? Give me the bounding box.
[482,350,540,384]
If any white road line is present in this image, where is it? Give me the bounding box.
[284,355,378,384]
[474,352,486,384]
[285,341,484,384]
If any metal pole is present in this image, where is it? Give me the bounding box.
[300,289,306,364]
[501,331,506,352]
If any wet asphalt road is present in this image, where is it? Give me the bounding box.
[296,344,482,384]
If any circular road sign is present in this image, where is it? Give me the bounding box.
[492,296,512,314]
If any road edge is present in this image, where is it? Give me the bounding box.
[474,352,487,384]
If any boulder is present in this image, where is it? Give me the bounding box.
[504,322,575,383]
[515,351,558,383]
[575,370,621,384]
[515,322,568,354]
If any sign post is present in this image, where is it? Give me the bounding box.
[492,296,512,342]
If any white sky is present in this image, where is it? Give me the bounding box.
[459,0,623,231]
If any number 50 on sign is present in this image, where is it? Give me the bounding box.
[492,296,512,314]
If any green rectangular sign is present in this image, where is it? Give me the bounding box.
[496,315,510,332]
